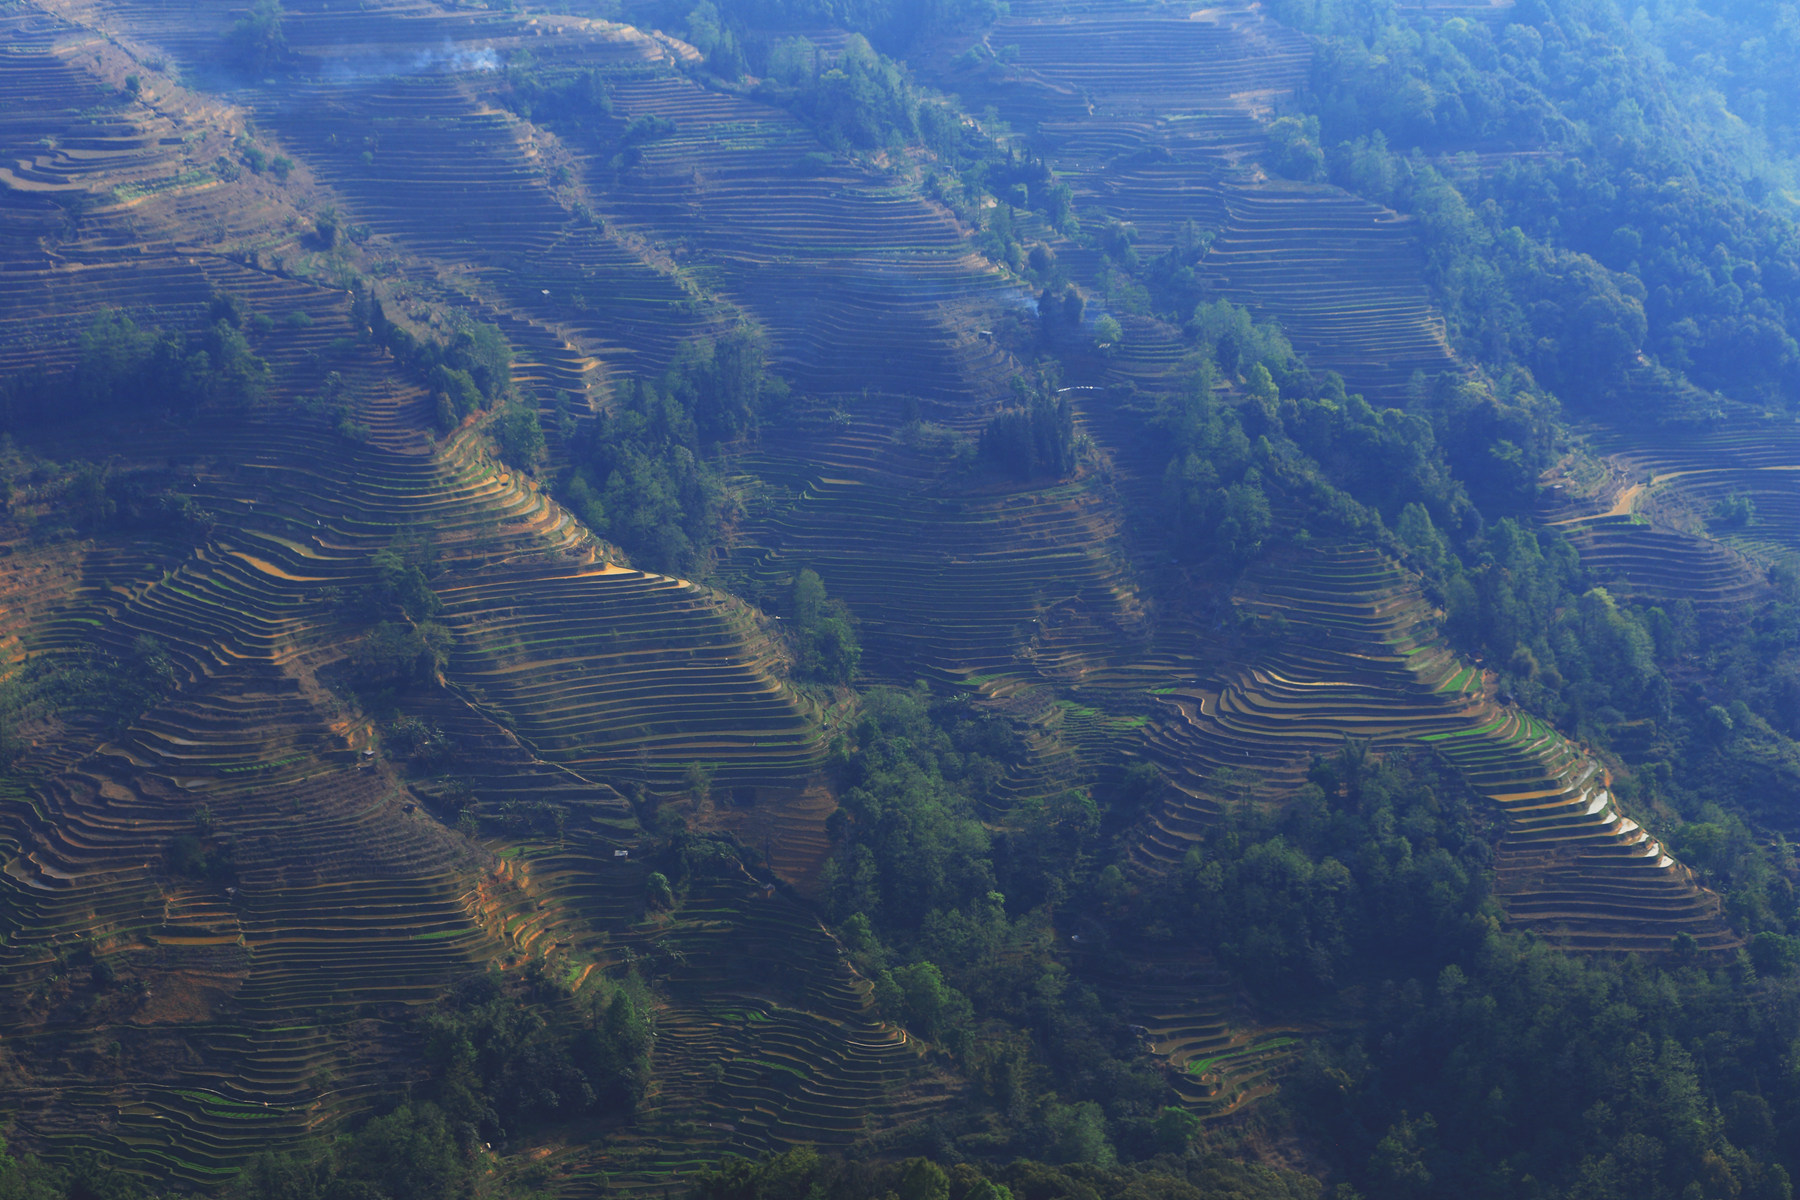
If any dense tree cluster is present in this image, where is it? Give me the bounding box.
[1634,0,1800,170]
[688,1146,1315,1200]
[502,64,614,131]
[419,969,655,1143]
[355,293,518,433]
[1291,935,1800,1200]
[1151,746,1495,997]
[978,379,1076,481]
[0,304,271,433]
[757,34,919,151]
[0,1136,168,1200]
[1153,370,1269,566]
[224,1107,489,1200]
[341,542,455,696]
[805,694,1800,1198]
[788,568,860,684]
[1267,0,1800,416]
[1119,302,1511,568]
[225,0,286,75]
[560,331,781,576]
[819,691,1201,1167]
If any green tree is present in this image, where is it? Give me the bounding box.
[489,402,545,467]
[227,0,287,74]
[331,1105,473,1200]
[789,569,860,684]
[1042,1100,1114,1167]
[874,961,972,1047]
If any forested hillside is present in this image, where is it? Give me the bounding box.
[1,0,1798,1198]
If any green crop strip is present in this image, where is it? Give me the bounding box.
[742,1058,808,1079]
[1185,1037,1298,1075]
[110,168,211,204]
[219,754,306,775]
[171,1090,267,1110]
[1418,716,1510,743]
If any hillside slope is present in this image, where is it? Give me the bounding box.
[0,0,1783,1193]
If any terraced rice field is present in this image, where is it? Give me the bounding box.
[0,14,313,375]
[15,0,723,418]
[439,562,826,787]
[1560,515,1767,610]
[1563,419,1800,577]
[0,0,1764,1174]
[976,0,1309,123]
[180,2,1019,414]
[14,0,1147,701]
[1200,182,1460,404]
[589,72,1015,406]
[1533,418,1800,605]
[0,260,850,1174]
[257,68,712,394]
[0,0,1228,1166]
[0,31,285,258]
[0,652,487,1177]
[928,0,1460,406]
[588,871,948,1188]
[1094,946,1304,1119]
[0,1,953,1125]
[722,413,1142,683]
[1132,542,1733,951]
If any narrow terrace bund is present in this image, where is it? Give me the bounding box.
[1134,542,1732,952]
